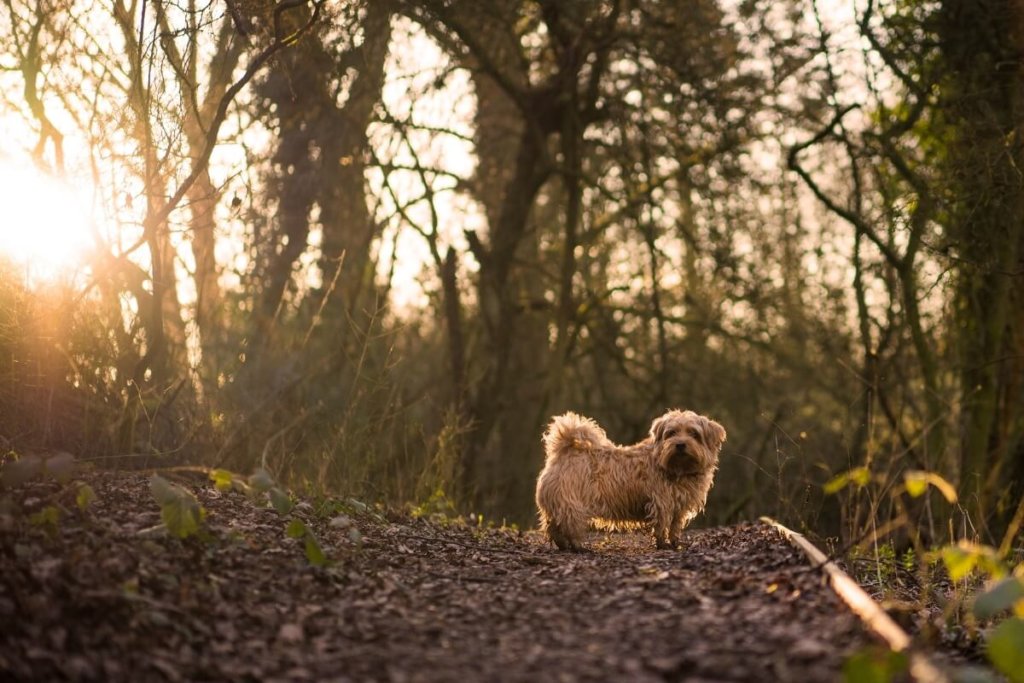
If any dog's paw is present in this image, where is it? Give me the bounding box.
[560,543,591,554]
[552,539,589,553]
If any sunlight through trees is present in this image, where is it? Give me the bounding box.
[1,0,1022,542]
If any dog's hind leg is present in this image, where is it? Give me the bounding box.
[546,508,589,551]
[547,525,580,551]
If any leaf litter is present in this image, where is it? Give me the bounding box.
[0,471,880,681]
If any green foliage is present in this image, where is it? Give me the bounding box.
[824,467,872,495]
[330,514,363,549]
[973,578,1024,621]
[849,541,920,587]
[208,466,295,516]
[900,548,916,574]
[824,466,957,504]
[149,474,205,539]
[269,487,293,514]
[937,538,1024,678]
[44,452,74,484]
[902,471,957,503]
[303,534,327,567]
[987,618,1024,683]
[1,455,42,488]
[205,466,331,565]
[1,451,77,489]
[284,518,328,567]
[825,467,1023,680]
[28,504,60,532]
[285,518,306,539]
[209,469,235,492]
[75,483,96,511]
[842,646,908,683]
[248,469,274,494]
[940,543,1005,583]
[410,488,458,520]
[941,545,978,583]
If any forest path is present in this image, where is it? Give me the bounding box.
[1,472,880,681]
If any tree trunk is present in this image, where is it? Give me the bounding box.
[938,0,1024,531]
[463,72,552,521]
[316,0,392,321]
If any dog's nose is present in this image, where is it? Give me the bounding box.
[674,443,688,457]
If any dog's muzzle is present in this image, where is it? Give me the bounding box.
[671,442,702,474]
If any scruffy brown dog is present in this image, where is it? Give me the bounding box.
[536,410,726,550]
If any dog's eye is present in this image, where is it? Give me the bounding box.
[687,428,701,440]
[663,429,676,439]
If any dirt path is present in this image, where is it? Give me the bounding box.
[1,472,878,681]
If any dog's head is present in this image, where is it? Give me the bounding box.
[650,409,726,477]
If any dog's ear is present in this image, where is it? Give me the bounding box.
[702,417,727,450]
[650,414,670,442]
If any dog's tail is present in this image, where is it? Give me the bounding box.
[542,412,607,462]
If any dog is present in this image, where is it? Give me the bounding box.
[535,409,725,550]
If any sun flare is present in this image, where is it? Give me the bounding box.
[0,158,92,279]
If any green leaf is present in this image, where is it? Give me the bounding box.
[269,487,293,514]
[987,617,1024,683]
[149,474,178,506]
[29,505,60,529]
[926,472,957,503]
[903,470,958,503]
[824,467,871,495]
[850,467,871,487]
[44,452,75,483]
[345,498,369,513]
[304,534,327,567]
[942,542,1007,581]
[149,475,204,539]
[76,483,97,511]
[286,518,307,539]
[161,494,204,539]
[823,472,850,495]
[284,518,329,566]
[249,468,274,493]
[904,471,929,498]
[942,545,978,582]
[1,455,42,488]
[842,646,908,683]
[974,578,1024,620]
[209,469,235,492]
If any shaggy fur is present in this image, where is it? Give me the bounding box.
[535,410,726,550]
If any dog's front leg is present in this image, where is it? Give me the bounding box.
[668,511,686,549]
[653,503,674,549]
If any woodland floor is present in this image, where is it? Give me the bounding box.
[1,471,898,682]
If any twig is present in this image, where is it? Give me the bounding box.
[121,0,326,259]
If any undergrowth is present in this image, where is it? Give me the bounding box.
[827,464,1024,683]
[0,268,473,517]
